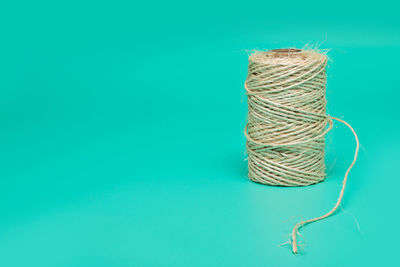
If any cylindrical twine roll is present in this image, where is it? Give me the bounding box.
[244,48,359,254]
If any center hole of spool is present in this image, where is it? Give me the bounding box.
[270,48,302,57]
[271,48,301,53]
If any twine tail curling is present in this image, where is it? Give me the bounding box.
[291,116,360,254]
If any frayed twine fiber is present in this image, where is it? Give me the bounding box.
[244,48,359,254]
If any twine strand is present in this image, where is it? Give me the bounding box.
[291,116,359,253]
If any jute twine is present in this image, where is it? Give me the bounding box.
[244,48,359,254]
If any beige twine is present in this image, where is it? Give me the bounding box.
[244,48,359,254]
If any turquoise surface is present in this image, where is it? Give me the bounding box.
[1,1,399,266]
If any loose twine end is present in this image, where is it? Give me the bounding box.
[289,116,360,254]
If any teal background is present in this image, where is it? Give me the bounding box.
[1,1,399,266]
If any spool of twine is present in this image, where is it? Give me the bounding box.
[244,48,359,254]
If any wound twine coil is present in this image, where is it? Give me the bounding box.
[244,48,359,254]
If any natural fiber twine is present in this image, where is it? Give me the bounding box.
[244,48,359,254]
